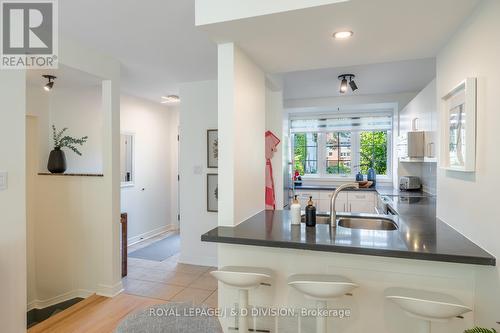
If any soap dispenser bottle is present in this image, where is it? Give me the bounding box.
[291,195,301,225]
[305,196,316,227]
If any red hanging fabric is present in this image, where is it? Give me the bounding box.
[265,131,280,210]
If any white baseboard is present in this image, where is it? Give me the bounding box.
[128,224,177,246]
[28,289,94,311]
[179,254,218,267]
[97,281,124,298]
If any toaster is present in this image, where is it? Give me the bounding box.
[399,176,421,190]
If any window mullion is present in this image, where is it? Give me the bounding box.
[318,133,327,176]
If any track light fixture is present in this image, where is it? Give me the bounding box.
[42,74,56,91]
[338,74,357,94]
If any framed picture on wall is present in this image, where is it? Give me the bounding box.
[207,173,218,212]
[441,77,477,172]
[207,129,218,168]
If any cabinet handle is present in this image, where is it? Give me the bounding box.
[343,203,346,211]
[350,203,352,212]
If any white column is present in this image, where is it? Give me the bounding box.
[218,43,266,227]
[239,289,250,332]
[316,300,328,333]
[0,70,27,332]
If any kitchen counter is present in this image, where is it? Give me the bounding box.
[294,184,434,197]
[202,196,495,266]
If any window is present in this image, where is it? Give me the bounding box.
[293,133,318,175]
[291,114,392,178]
[326,132,351,175]
[360,131,388,175]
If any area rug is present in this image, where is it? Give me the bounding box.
[129,234,180,262]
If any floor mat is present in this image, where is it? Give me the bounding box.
[129,234,180,261]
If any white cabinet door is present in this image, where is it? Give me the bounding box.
[348,200,376,214]
[294,190,319,208]
[347,192,376,213]
[319,192,347,212]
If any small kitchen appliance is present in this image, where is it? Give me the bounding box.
[399,176,421,191]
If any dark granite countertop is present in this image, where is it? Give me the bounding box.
[202,196,495,266]
[294,185,434,198]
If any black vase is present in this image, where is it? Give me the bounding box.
[47,148,67,173]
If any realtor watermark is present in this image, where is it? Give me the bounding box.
[149,306,352,319]
[1,0,58,69]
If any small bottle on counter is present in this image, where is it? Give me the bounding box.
[290,195,301,225]
[305,196,316,227]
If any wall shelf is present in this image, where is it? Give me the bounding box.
[37,173,104,177]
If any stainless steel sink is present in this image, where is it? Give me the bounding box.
[301,214,331,225]
[300,214,398,230]
[338,217,398,231]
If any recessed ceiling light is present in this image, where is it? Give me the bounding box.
[161,95,180,104]
[333,31,353,40]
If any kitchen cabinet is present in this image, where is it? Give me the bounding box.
[295,190,319,208]
[347,192,376,213]
[294,190,375,214]
[318,192,347,213]
[399,79,437,162]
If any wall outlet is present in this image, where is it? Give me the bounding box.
[0,171,7,191]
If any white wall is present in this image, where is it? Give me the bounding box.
[398,79,437,194]
[436,0,500,327]
[218,43,266,227]
[266,86,285,209]
[25,38,122,314]
[179,80,218,266]
[26,82,103,174]
[284,92,417,112]
[0,70,27,333]
[120,94,178,243]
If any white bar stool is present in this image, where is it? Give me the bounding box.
[385,287,472,333]
[288,274,358,333]
[211,266,273,332]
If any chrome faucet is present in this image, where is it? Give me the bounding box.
[330,182,359,227]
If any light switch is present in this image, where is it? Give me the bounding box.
[0,171,7,191]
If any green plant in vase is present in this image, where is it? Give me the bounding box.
[47,125,88,173]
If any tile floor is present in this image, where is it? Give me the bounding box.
[123,232,218,308]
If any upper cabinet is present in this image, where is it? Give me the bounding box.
[398,79,437,161]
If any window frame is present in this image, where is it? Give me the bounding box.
[292,132,319,175]
[291,126,393,182]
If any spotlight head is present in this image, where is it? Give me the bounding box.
[349,79,358,92]
[44,81,54,91]
[339,78,348,93]
[338,74,356,94]
[42,75,56,92]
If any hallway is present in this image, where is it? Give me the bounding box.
[124,232,218,307]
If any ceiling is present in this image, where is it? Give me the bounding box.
[58,0,217,102]
[200,0,480,73]
[56,0,480,103]
[27,65,101,89]
[283,58,436,100]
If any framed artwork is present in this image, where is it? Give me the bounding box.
[207,129,218,168]
[207,173,218,212]
[441,77,477,172]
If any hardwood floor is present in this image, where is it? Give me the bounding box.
[27,294,164,333]
[28,235,218,332]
